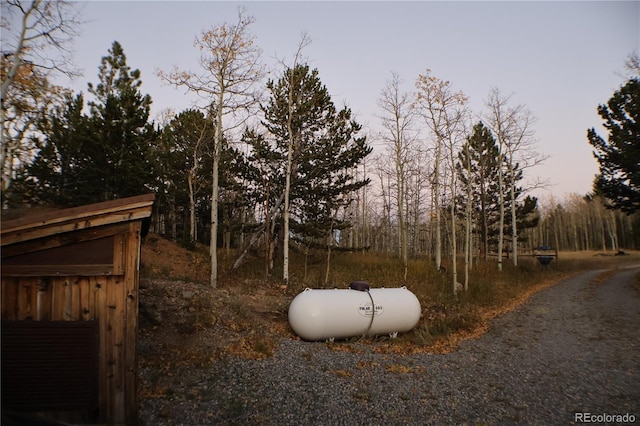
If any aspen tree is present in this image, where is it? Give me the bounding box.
[415,70,468,293]
[485,88,543,268]
[374,157,394,255]
[462,138,473,291]
[1,0,82,196]
[158,8,264,288]
[378,72,417,280]
[282,35,311,287]
[484,89,510,271]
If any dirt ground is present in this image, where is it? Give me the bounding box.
[138,234,292,367]
[137,233,470,365]
[136,234,640,413]
[140,234,210,283]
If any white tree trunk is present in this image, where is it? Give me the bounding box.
[450,186,457,293]
[283,83,295,287]
[157,9,263,288]
[509,163,518,266]
[210,92,224,289]
[464,144,473,292]
[188,174,197,241]
[606,210,618,251]
[497,150,505,272]
[448,137,458,294]
[396,155,408,280]
[434,142,442,270]
[283,143,292,286]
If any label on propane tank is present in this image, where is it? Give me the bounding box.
[358,303,383,317]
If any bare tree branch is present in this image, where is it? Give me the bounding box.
[157,7,264,288]
[1,0,83,197]
[414,69,469,288]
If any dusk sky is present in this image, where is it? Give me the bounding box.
[59,1,639,200]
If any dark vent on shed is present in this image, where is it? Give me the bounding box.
[1,320,99,411]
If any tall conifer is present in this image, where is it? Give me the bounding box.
[246,65,371,260]
[87,41,155,201]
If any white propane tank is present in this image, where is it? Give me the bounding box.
[288,285,421,341]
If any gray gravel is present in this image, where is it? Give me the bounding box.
[139,267,640,425]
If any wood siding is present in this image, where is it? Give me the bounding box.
[1,194,152,425]
[1,223,140,424]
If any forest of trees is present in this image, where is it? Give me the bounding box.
[2,3,639,290]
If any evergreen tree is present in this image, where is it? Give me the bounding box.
[18,41,156,207]
[457,122,501,260]
[512,195,539,236]
[218,141,254,249]
[501,162,538,239]
[153,109,213,240]
[587,77,640,214]
[87,41,156,201]
[494,157,539,254]
[25,93,96,206]
[152,108,249,246]
[458,121,539,258]
[248,65,371,247]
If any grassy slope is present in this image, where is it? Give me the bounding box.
[139,234,639,357]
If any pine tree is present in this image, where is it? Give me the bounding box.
[23,93,96,206]
[270,66,370,234]
[457,122,501,261]
[153,108,249,246]
[154,109,213,241]
[19,42,156,207]
[243,65,371,269]
[458,122,539,260]
[588,77,640,214]
[513,195,539,236]
[87,41,156,201]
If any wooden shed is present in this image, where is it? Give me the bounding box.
[1,194,155,425]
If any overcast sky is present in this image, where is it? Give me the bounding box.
[61,1,639,200]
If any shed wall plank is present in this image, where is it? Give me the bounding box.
[36,278,51,321]
[51,277,65,320]
[2,278,19,319]
[113,234,125,275]
[94,276,109,423]
[63,278,73,320]
[18,279,37,320]
[111,276,126,424]
[82,277,94,321]
[124,223,141,424]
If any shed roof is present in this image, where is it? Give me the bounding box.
[1,194,155,247]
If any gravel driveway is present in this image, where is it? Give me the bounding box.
[139,267,640,425]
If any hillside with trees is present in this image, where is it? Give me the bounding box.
[2,3,639,293]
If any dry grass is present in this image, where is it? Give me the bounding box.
[140,234,639,358]
[279,248,638,353]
